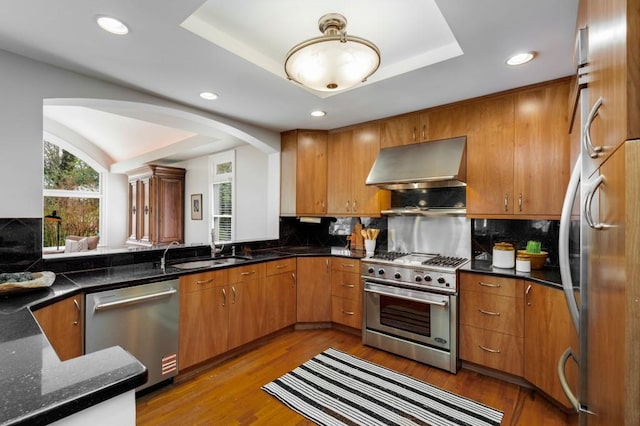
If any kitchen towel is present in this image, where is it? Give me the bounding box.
[262,347,503,426]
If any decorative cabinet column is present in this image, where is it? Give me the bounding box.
[127,165,185,246]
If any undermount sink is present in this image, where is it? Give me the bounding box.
[170,256,248,270]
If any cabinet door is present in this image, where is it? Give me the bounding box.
[466,95,515,216]
[33,295,83,361]
[179,283,229,370]
[264,271,297,334]
[327,129,353,215]
[296,131,328,215]
[426,104,467,141]
[228,279,264,349]
[352,123,387,215]
[128,181,138,241]
[156,175,184,244]
[523,283,578,410]
[514,81,570,217]
[380,113,419,148]
[296,257,331,322]
[139,177,151,243]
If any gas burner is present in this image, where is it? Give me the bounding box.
[369,251,408,261]
[422,256,469,269]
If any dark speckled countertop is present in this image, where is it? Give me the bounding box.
[0,275,147,426]
[2,245,569,425]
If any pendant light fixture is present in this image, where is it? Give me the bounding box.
[284,13,380,92]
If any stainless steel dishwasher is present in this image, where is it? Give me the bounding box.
[85,279,179,392]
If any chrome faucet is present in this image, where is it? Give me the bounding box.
[161,241,181,270]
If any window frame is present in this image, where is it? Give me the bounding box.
[209,150,235,245]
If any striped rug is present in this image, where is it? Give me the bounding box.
[262,348,503,426]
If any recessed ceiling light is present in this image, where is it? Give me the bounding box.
[311,110,326,117]
[96,16,129,35]
[506,52,535,66]
[200,92,219,100]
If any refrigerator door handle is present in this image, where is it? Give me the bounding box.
[559,154,581,332]
[557,346,580,412]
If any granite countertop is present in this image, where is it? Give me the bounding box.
[0,276,147,426]
[461,259,564,289]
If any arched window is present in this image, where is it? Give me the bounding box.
[43,140,103,253]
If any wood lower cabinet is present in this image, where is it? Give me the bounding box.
[280,130,328,216]
[459,273,524,376]
[330,258,361,329]
[263,259,297,334]
[127,165,185,246]
[296,257,331,323]
[227,263,266,350]
[179,269,229,370]
[524,282,578,410]
[33,295,83,361]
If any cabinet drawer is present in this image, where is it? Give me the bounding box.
[460,272,523,298]
[180,269,227,293]
[331,271,362,301]
[228,263,265,283]
[460,325,524,376]
[331,296,362,329]
[460,292,524,336]
[331,257,360,272]
[265,258,296,276]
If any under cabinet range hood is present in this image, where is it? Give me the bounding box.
[366,136,467,190]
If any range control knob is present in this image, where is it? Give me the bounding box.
[414,275,423,282]
[377,268,385,276]
[367,267,375,274]
[424,275,432,282]
[437,277,446,284]
[394,272,402,280]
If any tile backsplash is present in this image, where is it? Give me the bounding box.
[472,219,560,267]
[0,218,42,273]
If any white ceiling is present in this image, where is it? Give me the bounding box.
[0,0,579,167]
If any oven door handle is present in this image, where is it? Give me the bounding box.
[364,285,448,307]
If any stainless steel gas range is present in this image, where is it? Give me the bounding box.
[361,252,469,373]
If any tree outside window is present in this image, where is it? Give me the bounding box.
[43,140,101,249]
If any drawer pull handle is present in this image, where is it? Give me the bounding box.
[479,345,501,354]
[479,281,501,288]
[240,271,255,276]
[342,284,355,288]
[275,265,286,269]
[196,278,215,285]
[343,311,355,316]
[342,264,355,268]
[479,309,501,316]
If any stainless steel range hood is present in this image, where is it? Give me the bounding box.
[366,136,467,190]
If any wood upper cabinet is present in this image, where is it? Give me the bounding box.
[179,269,229,370]
[513,81,570,216]
[581,0,640,177]
[380,112,429,148]
[127,165,185,246]
[33,295,83,361]
[466,95,516,216]
[296,257,331,323]
[426,103,468,141]
[327,123,389,216]
[523,282,578,411]
[280,130,328,216]
[467,79,570,218]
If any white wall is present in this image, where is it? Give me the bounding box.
[179,145,280,246]
[0,48,279,221]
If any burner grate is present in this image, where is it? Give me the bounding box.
[422,256,468,268]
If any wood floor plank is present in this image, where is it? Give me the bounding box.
[136,329,571,425]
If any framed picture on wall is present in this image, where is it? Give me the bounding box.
[191,194,203,220]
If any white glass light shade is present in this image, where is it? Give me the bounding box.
[284,14,380,92]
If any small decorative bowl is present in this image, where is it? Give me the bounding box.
[517,250,548,269]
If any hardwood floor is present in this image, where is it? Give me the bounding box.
[136,329,573,425]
